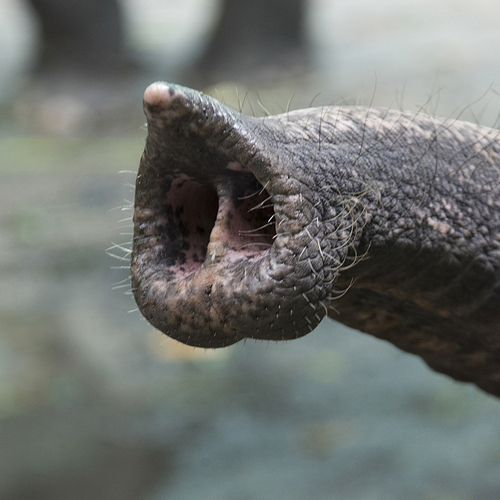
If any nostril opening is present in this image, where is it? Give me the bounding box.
[207,174,276,263]
[163,176,219,275]
[233,184,276,253]
[162,173,276,276]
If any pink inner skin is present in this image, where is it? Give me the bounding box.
[212,194,274,261]
[164,172,276,278]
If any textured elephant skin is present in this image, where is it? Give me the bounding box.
[132,82,500,397]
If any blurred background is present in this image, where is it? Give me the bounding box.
[1,0,500,499]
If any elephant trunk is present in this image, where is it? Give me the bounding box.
[132,82,500,397]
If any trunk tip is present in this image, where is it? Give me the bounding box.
[143,81,179,110]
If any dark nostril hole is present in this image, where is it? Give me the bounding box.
[163,177,219,273]
[235,186,276,252]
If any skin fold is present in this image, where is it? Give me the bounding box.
[132,82,500,397]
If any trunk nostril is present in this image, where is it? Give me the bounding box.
[162,177,219,275]
[161,171,276,275]
[207,181,276,264]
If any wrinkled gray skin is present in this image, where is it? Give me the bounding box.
[132,82,500,398]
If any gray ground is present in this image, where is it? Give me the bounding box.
[1,1,500,499]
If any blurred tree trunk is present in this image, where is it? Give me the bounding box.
[194,0,309,83]
[26,0,128,74]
